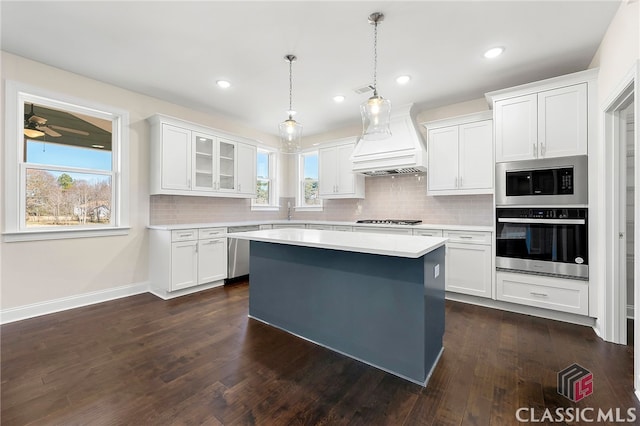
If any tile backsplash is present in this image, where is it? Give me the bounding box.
[150,174,493,226]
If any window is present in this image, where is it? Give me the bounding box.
[4,81,129,241]
[252,148,278,210]
[296,151,322,210]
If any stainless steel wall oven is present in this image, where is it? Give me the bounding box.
[495,156,589,280]
[495,208,588,279]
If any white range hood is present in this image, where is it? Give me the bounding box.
[351,103,428,176]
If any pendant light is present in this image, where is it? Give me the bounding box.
[279,54,303,154]
[360,12,391,141]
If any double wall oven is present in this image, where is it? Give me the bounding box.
[495,156,588,280]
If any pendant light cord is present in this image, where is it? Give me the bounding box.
[288,58,293,119]
[372,20,378,96]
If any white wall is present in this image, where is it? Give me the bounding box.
[0,52,279,312]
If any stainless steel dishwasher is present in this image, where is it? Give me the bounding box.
[226,225,260,281]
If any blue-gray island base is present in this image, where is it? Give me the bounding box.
[248,240,445,386]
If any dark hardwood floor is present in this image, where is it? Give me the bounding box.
[2,280,638,425]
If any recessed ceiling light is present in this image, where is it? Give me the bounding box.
[396,75,411,85]
[484,47,505,59]
[216,80,231,89]
[333,95,345,103]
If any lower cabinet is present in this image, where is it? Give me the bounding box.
[444,231,492,298]
[352,226,414,235]
[150,227,227,297]
[496,271,589,315]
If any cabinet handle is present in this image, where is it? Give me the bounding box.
[458,235,473,239]
[188,178,192,188]
[179,233,193,238]
[530,292,548,297]
[541,143,546,157]
[238,183,241,192]
[459,176,463,188]
[202,240,221,245]
[454,176,458,188]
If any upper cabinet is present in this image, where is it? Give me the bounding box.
[424,112,493,196]
[149,115,257,198]
[487,69,596,163]
[318,138,365,199]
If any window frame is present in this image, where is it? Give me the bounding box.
[296,149,323,211]
[251,147,279,211]
[3,80,130,242]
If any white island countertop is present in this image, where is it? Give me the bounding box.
[227,228,447,259]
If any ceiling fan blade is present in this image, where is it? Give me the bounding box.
[28,115,47,125]
[39,126,62,137]
[48,125,90,136]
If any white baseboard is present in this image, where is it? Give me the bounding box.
[149,280,225,300]
[0,281,149,324]
[445,292,597,328]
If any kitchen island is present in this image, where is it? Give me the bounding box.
[227,228,447,386]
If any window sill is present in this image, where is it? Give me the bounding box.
[3,226,131,242]
[251,205,280,212]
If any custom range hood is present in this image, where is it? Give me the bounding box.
[351,103,428,176]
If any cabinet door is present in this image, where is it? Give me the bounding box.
[161,124,192,190]
[217,139,236,192]
[428,126,459,191]
[236,143,257,195]
[538,83,587,158]
[445,243,492,298]
[458,120,493,190]
[198,238,228,284]
[318,147,337,196]
[171,240,198,291]
[336,144,356,194]
[495,94,537,162]
[192,132,216,191]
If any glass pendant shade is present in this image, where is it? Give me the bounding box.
[360,94,391,140]
[279,116,303,154]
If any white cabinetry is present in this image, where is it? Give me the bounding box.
[444,230,493,298]
[413,229,443,237]
[149,114,257,198]
[496,271,588,315]
[319,138,365,199]
[149,227,227,298]
[425,112,493,195]
[487,70,596,162]
[352,226,414,235]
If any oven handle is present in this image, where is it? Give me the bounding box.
[497,218,585,225]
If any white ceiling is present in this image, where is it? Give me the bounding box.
[1,1,621,138]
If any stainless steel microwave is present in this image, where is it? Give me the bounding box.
[495,156,588,206]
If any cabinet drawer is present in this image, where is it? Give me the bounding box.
[414,229,443,237]
[306,224,333,230]
[443,230,491,244]
[496,272,588,315]
[199,227,226,239]
[171,229,197,242]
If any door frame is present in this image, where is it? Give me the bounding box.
[602,60,639,396]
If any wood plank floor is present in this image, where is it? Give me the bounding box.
[2,280,638,425]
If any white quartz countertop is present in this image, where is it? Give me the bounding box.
[227,228,447,258]
[148,220,492,233]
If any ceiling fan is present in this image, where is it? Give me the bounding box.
[23,103,89,138]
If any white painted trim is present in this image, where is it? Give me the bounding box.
[445,292,597,328]
[0,281,149,324]
[628,304,635,319]
[149,280,225,300]
[3,226,130,242]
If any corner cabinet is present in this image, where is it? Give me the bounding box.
[149,114,257,198]
[424,112,493,196]
[487,69,596,162]
[318,138,365,199]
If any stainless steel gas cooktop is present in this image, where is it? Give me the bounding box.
[356,219,422,225]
